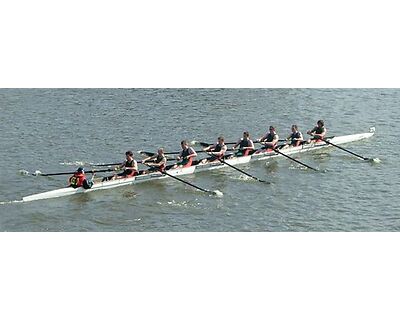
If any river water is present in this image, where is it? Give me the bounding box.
[0,88,398,231]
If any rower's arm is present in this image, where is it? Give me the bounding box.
[258,134,266,142]
[206,144,214,152]
[247,140,255,149]
[118,160,127,169]
[309,128,327,139]
[233,139,241,149]
[204,144,216,153]
[316,128,327,139]
[149,157,166,167]
[188,148,197,158]
[307,127,315,135]
[143,155,157,163]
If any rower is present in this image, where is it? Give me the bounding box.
[307,120,327,142]
[200,136,228,164]
[68,167,94,189]
[102,150,138,181]
[173,140,198,168]
[286,124,304,147]
[143,148,167,173]
[117,150,139,178]
[255,125,279,153]
[233,131,255,156]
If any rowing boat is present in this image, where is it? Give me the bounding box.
[22,127,376,202]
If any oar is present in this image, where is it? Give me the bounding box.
[90,162,121,167]
[138,151,179,159]
[218,159,269,183]
[191,140,287,148]
[162,171,223,196]
[90,160,144,167]
[139,150,179,157]
[139,149,234,157]
[191,141,236,148]
[273,148,318,171]
[322,138,372,161]
[31,168,122,177]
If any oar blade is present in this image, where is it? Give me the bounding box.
[369,157,381,163]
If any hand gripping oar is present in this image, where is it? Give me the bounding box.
[272,148,318,171]
[217,159,270,183]
[162,171,223,196]
[322,138,372,161]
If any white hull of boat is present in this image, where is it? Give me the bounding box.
[22,128,375,202]
[22,166,195,202]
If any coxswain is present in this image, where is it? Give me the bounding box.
[233,131,255,156]
[143,148,167,173]
[68,167,94,189]
[173,140,198,168]
[255,126,279,153]
[307,120,327,142]
[200,136,228,164]
[286,124,304,147]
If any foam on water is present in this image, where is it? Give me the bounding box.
[211,190,224,198]
[0,200,24,205]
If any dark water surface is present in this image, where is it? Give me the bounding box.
[0,89,399,231]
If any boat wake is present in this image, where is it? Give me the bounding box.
[232,175,258,182]
[18,169,44,176]
[211,190,224,198]
[0,200,24,205]
[161,200,200,208]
